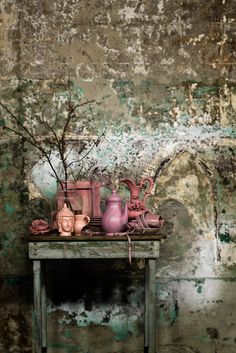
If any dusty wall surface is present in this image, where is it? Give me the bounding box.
[0,0,236,352]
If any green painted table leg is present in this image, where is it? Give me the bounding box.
[41,262,47,350]
[148,259,156,353]
[145,259,156,353]
[144,259,149,350]
[33,260,42,353]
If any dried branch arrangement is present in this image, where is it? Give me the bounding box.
[0,80,104,206]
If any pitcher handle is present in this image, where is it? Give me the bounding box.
[84,216,90,224]
[140,177,154,204]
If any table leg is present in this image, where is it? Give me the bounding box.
[144,259,149,351]
[41,263,47,350]
[144,259,156,353]
[33,260,42,353]
[149,259,156,353]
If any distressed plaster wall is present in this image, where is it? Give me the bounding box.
[0,0,236,352]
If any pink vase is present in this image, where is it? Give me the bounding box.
[101,190,128,236]
[74,214,90,235]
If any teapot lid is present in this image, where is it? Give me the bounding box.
[107,190,122,202]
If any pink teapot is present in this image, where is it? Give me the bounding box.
[101,190,128,235]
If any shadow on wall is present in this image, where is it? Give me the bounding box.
[149,150,217,275]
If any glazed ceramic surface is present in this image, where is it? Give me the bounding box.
[74,214,90,235]
[101,190,128,235]
[121,177,154,218]
[57,180,101,217]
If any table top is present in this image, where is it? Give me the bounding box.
[25,233,166,242]
[26,233,166,259]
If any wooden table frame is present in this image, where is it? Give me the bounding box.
[26,234,165,353]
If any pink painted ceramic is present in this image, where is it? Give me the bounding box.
[121,177,154,218]
[56,203,75,236]
[144,211,164,228]
[57,180,101,217]
[127,210,164,232]
[101,190,128,235]
[74,214,90,235]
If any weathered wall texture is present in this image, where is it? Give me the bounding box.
[0,0,236,352]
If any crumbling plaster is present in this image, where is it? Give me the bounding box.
[0,0,236,352]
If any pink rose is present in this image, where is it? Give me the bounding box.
[29,219,51,235]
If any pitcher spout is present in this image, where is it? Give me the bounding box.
[121,179,139,200]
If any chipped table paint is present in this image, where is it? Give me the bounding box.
[26,234,165,353]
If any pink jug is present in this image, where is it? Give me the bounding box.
[101,190,128,235]
[121,177,154,218]
[74,214,90,235]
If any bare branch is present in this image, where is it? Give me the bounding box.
[0,102,63,188]
[0,83,102,213]
[70,130,106,179]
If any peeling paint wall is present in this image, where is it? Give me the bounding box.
[0,0,236,352]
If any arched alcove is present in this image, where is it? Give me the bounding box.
[149,150,217,277]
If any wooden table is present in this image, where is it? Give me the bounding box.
[26,234,165,353]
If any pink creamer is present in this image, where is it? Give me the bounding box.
[101,190,128,236]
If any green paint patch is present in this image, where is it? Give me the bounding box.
[108,315,141,341]
[112,79,134,106]
[219,231,232,243]
[4,276,22,286]
[0,118,5,126]
[169,301,179,326]
[194,334,211,343]
[55,84,84,105]
[156,284,170,300]
[48,342,80,353]
[111,321,128,341]
[193,85,219,98]
[57,304,141,342]
[64,329,73,339]
[4,203,16,214]
[222,127,236,138]
[157,307,166,326]
[197,285,203,294]
[0,231,16,253]
[157,301,179,327]
[194,279,205,294]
